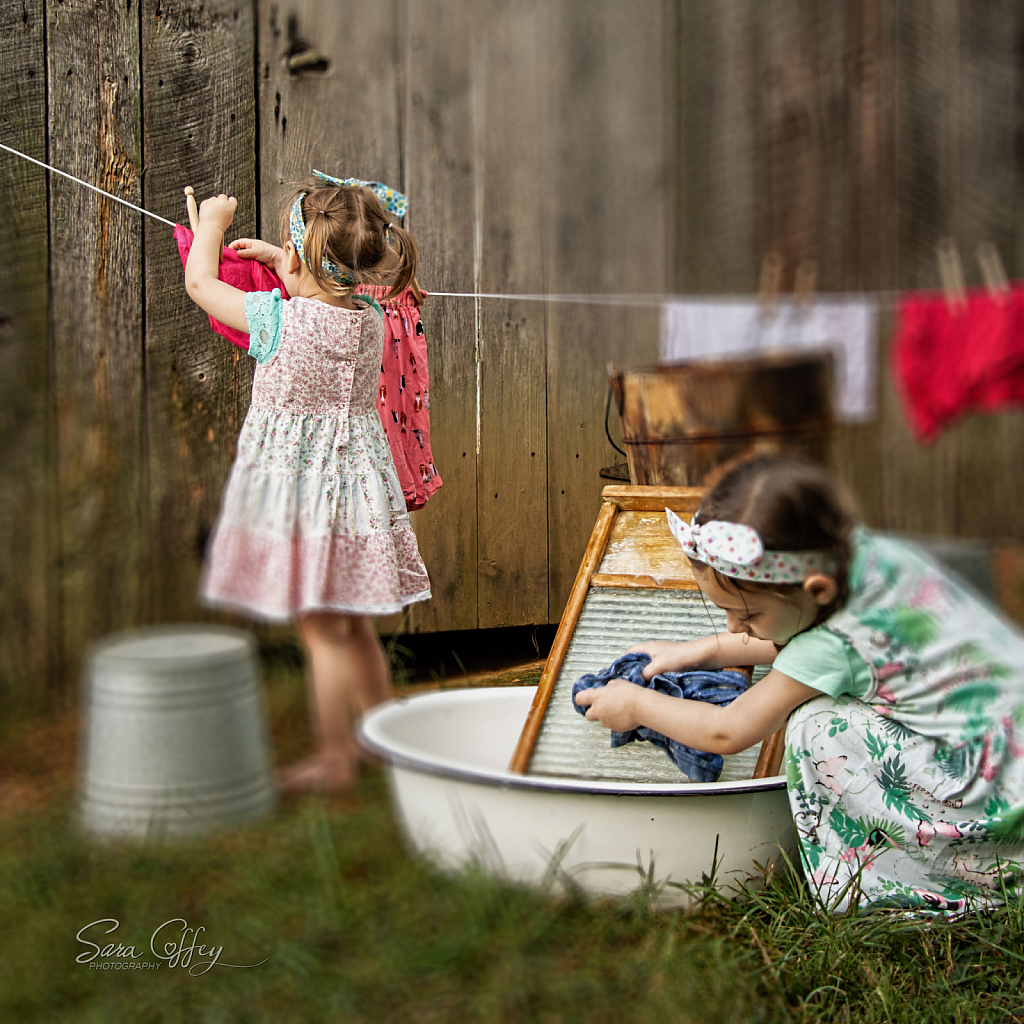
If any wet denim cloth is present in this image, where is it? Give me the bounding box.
[570,653,750,782]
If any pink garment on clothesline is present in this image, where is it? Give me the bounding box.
[892,284,1024,441]
[361,284,442,511]
[173,225,290,348]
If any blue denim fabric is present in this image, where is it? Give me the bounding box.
[570,653,750,782]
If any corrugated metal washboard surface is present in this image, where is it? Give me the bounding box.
[528,587,769,784]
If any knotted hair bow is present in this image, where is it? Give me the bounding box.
[665,508,835,583]
[311,169,408,218]
[289,170,409,286]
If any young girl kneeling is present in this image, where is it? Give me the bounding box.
[575,455,1024,913]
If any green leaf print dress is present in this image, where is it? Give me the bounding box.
[775,529,1024,914]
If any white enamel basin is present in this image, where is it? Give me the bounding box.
[358,686,798,906]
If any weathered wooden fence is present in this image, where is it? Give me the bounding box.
[677,0,1024,541]
[2,0,1023,713]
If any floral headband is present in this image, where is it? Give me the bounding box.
[288,170,409,286]
[665,508,835,583]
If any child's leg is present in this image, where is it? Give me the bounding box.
[280,612,392,793]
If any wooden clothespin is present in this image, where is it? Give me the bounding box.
[758,251,784,323]
[183,185,200,232]
[976,241,1010,303]
[793,258,818,316]
[936,238,967,315]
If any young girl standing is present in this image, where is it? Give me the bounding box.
[183,174,431,794]
[575,455,1024,913]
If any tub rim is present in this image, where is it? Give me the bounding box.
[357,686,787,798]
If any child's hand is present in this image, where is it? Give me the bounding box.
[574,679,642,732]
[197,193,238,232]
[627,640,703,681]
[229,238,284,268]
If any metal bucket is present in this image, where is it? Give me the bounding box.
[610,352,833,486]
[80,625,277,839]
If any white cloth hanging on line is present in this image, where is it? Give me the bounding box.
[659,297,880,422]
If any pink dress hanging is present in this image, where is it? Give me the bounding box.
[356,284,442,511]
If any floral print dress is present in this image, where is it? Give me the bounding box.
[776,530,1024,914]
[201,290,431,620]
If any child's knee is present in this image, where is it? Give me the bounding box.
[300,611,356,645]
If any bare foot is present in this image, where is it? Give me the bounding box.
[277,753,355,795]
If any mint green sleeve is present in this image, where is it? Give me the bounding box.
[245,289,284,364]
[772,627,872,699]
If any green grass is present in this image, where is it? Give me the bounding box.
[2,662,1024,1023]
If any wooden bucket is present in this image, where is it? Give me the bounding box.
[80,626,277,839]
[610,353,833,486]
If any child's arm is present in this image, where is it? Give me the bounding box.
[574,667,820,756]
[627,633,778,680]
[184,193,249,333]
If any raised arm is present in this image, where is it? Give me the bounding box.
[183,192,249,334]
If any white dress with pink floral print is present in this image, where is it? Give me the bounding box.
[201,290,431,620]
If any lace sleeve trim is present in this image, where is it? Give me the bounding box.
[245,288,284,364]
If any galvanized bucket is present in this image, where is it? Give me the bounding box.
[80,625,277,839]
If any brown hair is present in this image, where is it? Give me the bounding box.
[692,454,858,615]
[280,178,418,301]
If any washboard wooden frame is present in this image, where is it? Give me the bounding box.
[509,485,786,779]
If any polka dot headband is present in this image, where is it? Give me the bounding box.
[288,169,409,286]
[665,508,836,583]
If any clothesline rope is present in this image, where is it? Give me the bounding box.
[430,290,905,304]
[1,142,178,228]
[2,142,906,305]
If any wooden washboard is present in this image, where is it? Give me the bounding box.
[509,485,785,782]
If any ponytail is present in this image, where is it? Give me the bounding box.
[300,198,356,301]
[382,222,418,300]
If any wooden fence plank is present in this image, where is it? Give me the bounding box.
[47,0,146,699]
[760,0,836,290]
[880,0,959,536]
[545,0,671,621]
[678,0,761,293]
[142,0,258,622]
[831,0,894,525]
[0,0,51,712]
[759,1,891,524]
[400,0,479,632]
[476,0,549,628]
[947,0,1024,542]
